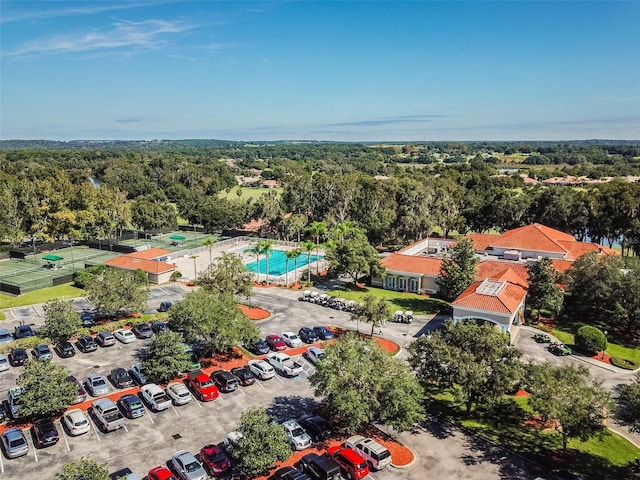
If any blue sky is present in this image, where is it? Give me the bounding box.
[1,1,639,141]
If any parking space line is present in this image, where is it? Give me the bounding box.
[193,398,203,409]
[255,381,267,390]
[123,424,128,432]
[30,434,38,462]
[237,388,245,396]
[274,375,285,384]
[147,413,155,424]
[90,421,101,442]
[0,448,3,472]
[172,405,180,416]
[60,421,71,452]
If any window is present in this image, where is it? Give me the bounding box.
[386,276,395,289]
[397,277,407,290]
[409,278,418,292]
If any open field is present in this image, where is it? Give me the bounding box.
[218,185,283,201]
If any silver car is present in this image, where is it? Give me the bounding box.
[171,450,208,480]
[0,354,10,372]
[62,409,90,436]
[1,428,28,458]
[86,374,109,396]
[166,383,192,406]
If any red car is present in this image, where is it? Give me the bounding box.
[327,445,369,480]
[266,334,287,351]
[148,466,176,480]
[186,370,219,401]
[200,444,232,476]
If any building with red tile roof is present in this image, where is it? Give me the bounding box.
[373,223,614,334]
[104,247,176,284]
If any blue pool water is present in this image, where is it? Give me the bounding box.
[245,249,322,276]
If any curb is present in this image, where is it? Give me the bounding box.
[607,425,640,450]
[390,449,417,469]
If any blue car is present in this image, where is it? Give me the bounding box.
[313,326,334,340]
[117,394,146,419]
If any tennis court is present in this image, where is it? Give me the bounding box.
[0,246,119,294]
[118,231,213,252]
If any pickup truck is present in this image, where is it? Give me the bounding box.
[91,398,126,432]
[186,370,219,401]
[266,352,303,377]
[140,384,172,411]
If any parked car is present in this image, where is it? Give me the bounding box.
[110,368,134,389]
[158,301,173,312]
[266,352,303,377]
[55,341,76,358]
[549,342,572,356]
[62,408,90,436]
[298,327,320,344]
[247,359,275,380]
[200,444,232,476]
[306,347,326,365]
[266,334,287,351]
[132,323,153,339]
[344,435,391,470]
[297,414,332,443]
[14,324,35,339]
[81,311,97,327]
[181,343,202,372]
[32,417,59,448]
[96,331,116,347]
[77,335,98,353]
[274,466,311,480]
[130,363,147,385]
[165,383,192,406]
[185,370,219,401]
[247,338,270,355]
[86,374,110,396]
[231,366,255,386]
[31,344,53,361]
[148,466,177,480]
[1,428,29,458]
[117,393,146,419]
[211,370,238,393]
[299,453,341,480]
[171,450,208,480]
[282,419,313,450]
[0,354,9,372]
[8,348,28,366]
[151,321,169,333]
[0,328,14,343]
[534,333,552,343]
[91,398,126,432]
[7,387,24,419]
[327,445,369,480]
[313,326,334,340]
[114,329,136,344]
[282,331,303,347]
[140,384,172,411]
[67,375,87,404]
[110,468,142,480]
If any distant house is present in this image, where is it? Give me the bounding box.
[105,247,176,284]
[373,223,614,333]
[262,180,279,189]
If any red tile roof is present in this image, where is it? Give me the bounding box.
[488,223,573,254]
[105,256,175,274]
[381,254,442,276]
[558,240,617,261]
[123,247,171,260]
[467,233,501,251]
[452,279,527,314]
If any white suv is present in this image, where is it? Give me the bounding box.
[344,435,391,470]
[247,360,275,380]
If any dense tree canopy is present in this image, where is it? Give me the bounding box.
[40,299,82,345]
[526,258,564,317]
[436,238,478,301]
[618,373,640,433]
[85,268,149,316]
[197,252,253,298]
[55,457,110,480]
[17,360,77,417]
[142,331,191,383]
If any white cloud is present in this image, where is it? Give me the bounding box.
[7,19,195,57]
[1,2,167,24]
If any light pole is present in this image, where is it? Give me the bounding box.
[602,330,608,359]
[190,255,198,282]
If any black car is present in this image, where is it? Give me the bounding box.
[211,370,238,393]
[312,326,334,340]
[158,301,172,312]
[248,338,270,355]
[54,341,76,358]
[110,368,134,389]
[273,466,311,480]
[151,321,169,333]
[298,327,320,344]
[132,323,153,339]
[14,324,35,339]
[8,348,28,366]
[231,366,256,386]
[32,418,60,448]
[76,335,98,353]
[117,394,146,419]
[297,414,332,442]
[80,311,97,328]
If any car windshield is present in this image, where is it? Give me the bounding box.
[374,450,391,460]
[9,437,25,447]
[209,451,225,462]
[291,427,305,437]
[200,379,214,387]
[74,419,88,426]
[356,462,367,469]
[185,461,200,472]
[129,401,143,409]
[93,378,106,386]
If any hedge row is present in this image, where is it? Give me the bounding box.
[610,357,639,370]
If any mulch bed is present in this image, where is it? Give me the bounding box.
[330,327,401,354]
[238,304,270,320]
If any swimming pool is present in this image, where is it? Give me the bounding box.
[245,249,322,276]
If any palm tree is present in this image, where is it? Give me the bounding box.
[301,240,316,283]
[247,245,261,283]
[258,239,274,284]
[285,249,299,287]
[189,255,199,283]
[201,235,219,266]
[308,221,327,275]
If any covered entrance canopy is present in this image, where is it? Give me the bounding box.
[42,254,63,261]
[169,235,186,240]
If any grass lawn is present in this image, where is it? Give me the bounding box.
[0,284,85,313]
[327,283,448,315]
[218,186,283,201]
[551,327,640,365]
[429,388,639,480]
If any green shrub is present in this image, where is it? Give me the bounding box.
[0,336,42,354]
[73,264,106,288]
[610,357,638,370]
[575,325,607,355]
[170,271,182,280]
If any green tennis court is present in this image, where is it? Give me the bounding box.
[118,231,213,251]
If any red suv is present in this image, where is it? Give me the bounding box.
[200,444,232,476]
[327,446,369,480]
[186,370,219,401]
[266,335,287,351]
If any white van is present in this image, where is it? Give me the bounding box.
[344,435,392,470]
